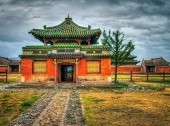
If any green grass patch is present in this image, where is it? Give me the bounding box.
[21,95,41,110]
[85,97,106,103]
[3,108,13,114]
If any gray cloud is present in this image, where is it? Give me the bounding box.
[0,0,170,61]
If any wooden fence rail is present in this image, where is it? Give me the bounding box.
[0,70,8,82]
[130,71,170,82]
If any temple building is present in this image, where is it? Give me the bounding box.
[19,16,112,84]
[112,55,139,66]
[141,57,170,73]
[0,56,20,73]
[122,55,139,65]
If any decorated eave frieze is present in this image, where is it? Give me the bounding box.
[22,45,110,50]
[19,53,111,59]
[81,45,110,50]
[85,54,110,59]
[47,53,85,59]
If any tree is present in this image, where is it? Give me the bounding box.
[102,30,135,84]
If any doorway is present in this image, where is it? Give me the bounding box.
[61,65,73,82]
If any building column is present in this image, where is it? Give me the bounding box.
[155,66,157,73]
[19,65,21,73]
[54,59,58,85]
[7,65,10,73]
[87,41,90,45]
[75,59,78,84]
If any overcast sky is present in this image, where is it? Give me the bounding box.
[0,0,170,62]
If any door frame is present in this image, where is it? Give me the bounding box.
[58,63,76,83]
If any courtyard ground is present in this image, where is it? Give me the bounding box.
[0,74,169,126]
[81,91,170,126]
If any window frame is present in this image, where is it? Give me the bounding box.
[33,60,47,74]
[86,60,101,74]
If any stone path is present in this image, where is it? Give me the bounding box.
[33,91,70,126]
[10,87,85,126]
[0,83,18,91]
[63,89,85,126]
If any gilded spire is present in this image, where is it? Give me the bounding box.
[65,14,72,23]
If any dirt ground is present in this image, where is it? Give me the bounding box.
[81,90,170,126]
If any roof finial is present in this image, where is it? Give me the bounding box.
[65,14,72,22]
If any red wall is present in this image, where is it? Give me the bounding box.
[21,58,112,82]
[78,59,86,76]
[21,59,33,81]
[101,59,111,75]
[78,58,111,76]
[0,66,8,72]
[21,59,55,82]
[156,67,170,73]
[47,59,55,77]
[112,66,141,73]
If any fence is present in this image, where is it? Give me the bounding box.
[130,71,170,82]
[0,69,8,82]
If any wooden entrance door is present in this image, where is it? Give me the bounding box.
[58,64,76,83]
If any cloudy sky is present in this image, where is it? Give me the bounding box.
[0,0,170,62]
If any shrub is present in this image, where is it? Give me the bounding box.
[21,95,40,108]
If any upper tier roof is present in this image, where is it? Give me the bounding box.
[29,16,101,41]
[143,57,169,66]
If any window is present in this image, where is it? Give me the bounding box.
[95,50,102,54]
[86,50,102,54]
[86,50,94,54]
[87,61,100,73]
[81,41,88,45]
[33,61,46,73]
[33,50,39,54]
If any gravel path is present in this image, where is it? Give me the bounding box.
[64,89,85,126]
[11,91,56,126]
[9,86,85,126]
[33,90,70,126]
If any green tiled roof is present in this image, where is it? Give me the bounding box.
[81,45,109,50]
[128,55,137,59]
[123,60,140,63]
[19,54,47,59]
[29,17,101,39]
[85,54,110,59]
[22,44,109,50]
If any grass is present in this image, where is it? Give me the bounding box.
[20,95,41,111]
[134,80,170,86]
[112,73,170,82]
[77,81,165,92]
[85,97,106,103]
[0,91,44,126]
[0,73,21,84]
[81,91,170,126]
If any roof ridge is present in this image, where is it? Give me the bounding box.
[45,18,89,30]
